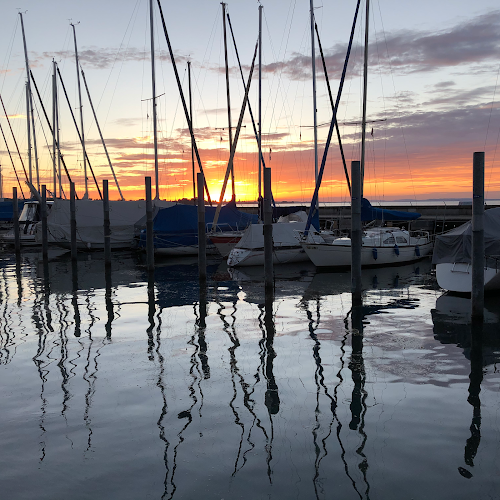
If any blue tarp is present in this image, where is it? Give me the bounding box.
[361,198,420,222]
[141,200,258,249]
[0,200,24,222]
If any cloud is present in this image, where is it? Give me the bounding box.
[34,47,188,70]
[260,10,500,80]
[114,118,140,127]
[2,114,25,119]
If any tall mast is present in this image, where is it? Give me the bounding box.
[25,82,32,186]
[20,12,38,191]
[360,0,369,197]
[52,59,57,198]
[188,61,196,205]
[222,2,235,201]
[56,62,62,198]
[71,23,88,199]
[150,0,159,200]
[258,4,263,202]
[310,0,318,192]
[0,162,2,199]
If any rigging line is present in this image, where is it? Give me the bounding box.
[156,0,212,205]
[263,0,296,135]
[304,0,362,236]
[487,121,500,196]
[0,16,19,94]
[226,11,276,207]
[315,22,351,195]
[262,7,296,138]
[32,96,56,182]
[301,118,387,128]
[99,0,141,123]
[80,67,124,200]
[265,24,307,163]
[193,68,212,130]
[154,8,169,191]
[167,70,184,140]
[199,5,220,96]
[372,4,389,201]
[55,68,100,198]
[376,0,417,200]
[262,9,307,197]
[0,93,29,181]
[483,60,500,151]
[0,122,25,197]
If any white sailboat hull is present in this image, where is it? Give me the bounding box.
[301,240,433,268]
[436,262,500,293]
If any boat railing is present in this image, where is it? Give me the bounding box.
[486,255,500,271]
[208,222,239,234]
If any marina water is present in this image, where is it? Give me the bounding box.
[1,252,499,499]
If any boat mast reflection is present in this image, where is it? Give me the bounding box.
[71,260,81,337]
[459,320,483,479]
[32,269,53,462]
[104,264,114,339]
[258,289,280,483]
[215,293,245,474]
[302,295,362,499]
[348,302,370,499]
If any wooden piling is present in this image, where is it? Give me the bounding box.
[41,185,48,261]
[145,176,154,272]
[263,167,273,291]
[103,180,111,267]
[471,151,485,320]
[351,160,362,306]
[70,181,77,261]
[12,187,21,256]
[197,172,206,282]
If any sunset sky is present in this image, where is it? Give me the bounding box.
[1,0,500,203]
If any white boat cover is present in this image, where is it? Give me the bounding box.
[235,221,306,250]
[432,207,500,264]
[41,199,174,248]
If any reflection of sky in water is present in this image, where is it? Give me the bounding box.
[0,252,499,500]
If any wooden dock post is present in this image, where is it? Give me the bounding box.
[145,176,154,272]
[12,187,21,256]
[197,172,206,282]
[103,180,111,267]
[263,167,273,291]
[41,185,48,261]
[70,181,77,261]
[351,160,362,306]
[471,152,485,320]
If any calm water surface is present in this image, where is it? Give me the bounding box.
[0,252,499,500]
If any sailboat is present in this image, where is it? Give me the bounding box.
[2,12,48,247]
[225,3,321,267]
[433,207,500,293]
[300,0,433,269]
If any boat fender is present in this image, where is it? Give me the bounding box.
[394,244,400,256]
[372,248,377,260]
[415,245,420,257]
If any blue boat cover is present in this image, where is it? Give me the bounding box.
[142,200,258,249]
[0,200,24,222]
[361,198,420,222]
